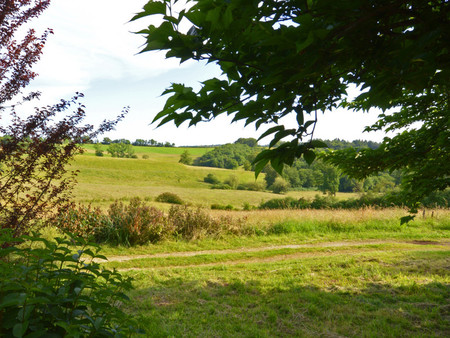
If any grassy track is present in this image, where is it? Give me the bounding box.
[116,240,449,337]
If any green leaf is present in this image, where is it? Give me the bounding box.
[13,321,28,338]
[310,140,328,148]
[257,126,284,142]
[296,110,304,125]
[304,149,316,165]
[254,158,269,178]
[0,292,26,308]
[131,1,166,21]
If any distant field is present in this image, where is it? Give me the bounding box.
[71,146,358,208]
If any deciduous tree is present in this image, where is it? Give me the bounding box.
[134,0,449,212]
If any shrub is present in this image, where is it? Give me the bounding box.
[142,154,149,159]
[168,206,220,240]
[237,182,266,191]
[211,203,234,210]
[204,173,221,184]
[107,142,135,158]
[50,203,106,240]
[310,195,336,209]
[167,206,247,239]
[0,230,141,336]
[270,177,290,194]
[94,143,104,156]
[224,174,239,189]
[179,150,193,165]
[96,198,169,246]
[155,192,184,205]
[211,183,232,190]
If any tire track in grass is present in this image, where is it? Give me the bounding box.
[116,246,449,272]
[97,239,448,263]
[96,240,449,271]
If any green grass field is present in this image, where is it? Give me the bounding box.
[72,146,357,208]
[68,146,449,336]
[91,211,449,337]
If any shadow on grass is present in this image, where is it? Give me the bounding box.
[128,268,449,337]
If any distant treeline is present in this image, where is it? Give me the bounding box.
[191,138,389,195]
[99,138,175,147]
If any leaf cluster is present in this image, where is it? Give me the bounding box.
[0,94,127,239]
[0,230,141,337]
[134,0,450,207]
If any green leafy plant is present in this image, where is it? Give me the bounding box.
[0,230,141,337]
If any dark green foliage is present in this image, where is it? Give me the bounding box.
[234,138,258,147]
[135,0,449,207]
[155,192,184,204]
[211,204,234,211]
[0,230,140,337]
[194,143,260,169]
[179,150,193,165]
[203,173,220,184]
[259,190,450,210]
[317,164,340,196]
[260,197,310,210]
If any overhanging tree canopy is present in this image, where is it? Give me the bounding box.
[134,0,449,207]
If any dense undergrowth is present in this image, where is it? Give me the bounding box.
[50,197,450,247]
[52,198,249,246]
[0,230,141,337]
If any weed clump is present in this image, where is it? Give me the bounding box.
[52,199,247,246]
[98,198,169,245]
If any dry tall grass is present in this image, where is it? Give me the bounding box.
[210,207,450,228]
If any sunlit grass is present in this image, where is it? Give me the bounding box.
[70,148,357,208]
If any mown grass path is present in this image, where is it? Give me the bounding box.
[114,237,449,337]
[100,239,448,264]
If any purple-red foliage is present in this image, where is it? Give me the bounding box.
[0,0,52,105]
[0,93,127,240]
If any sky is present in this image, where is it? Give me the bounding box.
[21,0,392,146]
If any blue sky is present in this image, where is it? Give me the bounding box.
[23,0,390,146]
